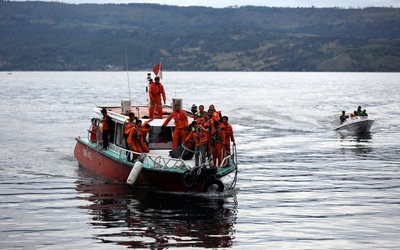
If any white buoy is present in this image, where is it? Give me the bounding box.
[126,161,143,185]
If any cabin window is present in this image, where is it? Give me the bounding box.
[113,122,124,147]
[148,126,173,150]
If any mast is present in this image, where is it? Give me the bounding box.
[125,49,132,102]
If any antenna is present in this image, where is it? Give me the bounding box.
[125,49,132,102]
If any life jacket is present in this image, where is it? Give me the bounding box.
[173,110,188,129]
[127,126,141,145]
[192,130,208,146]
[123,119,136,135]
[196,116,206,125]
[89,126,97,142]
[101,114,111,131]
[196,132,208,145]
[149,83,165,99]
[221,123,234,139]
[212,129,224,145]
[212,111,222,122]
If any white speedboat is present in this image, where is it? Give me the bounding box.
[334,116,374,133]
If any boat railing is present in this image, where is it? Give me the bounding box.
[95,140,235,171]
[181,143,237,169]
[144,155,191,170]
[107,143,191,170]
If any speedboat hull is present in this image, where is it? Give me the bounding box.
[334,118,374,133]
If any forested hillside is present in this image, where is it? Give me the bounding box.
[1,1,399,71]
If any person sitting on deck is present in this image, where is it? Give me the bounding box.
[339,111,349,124]
[363,109,368,116]
[162,103,188,150]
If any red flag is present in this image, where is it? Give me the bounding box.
[152,62,162,79]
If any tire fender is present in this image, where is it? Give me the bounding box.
[202,178,224,192]
[183,170,196,188]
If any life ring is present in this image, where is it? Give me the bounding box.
[183,170,196,188]
[148,133,157,141]
[202,179,224,192]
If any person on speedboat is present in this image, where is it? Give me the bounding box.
[357,106,365,116]
[339,111,349,124]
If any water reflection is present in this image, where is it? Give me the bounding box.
[75,176,238,249]
[338,132,373,156]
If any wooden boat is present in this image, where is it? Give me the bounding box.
[74,99,238,193]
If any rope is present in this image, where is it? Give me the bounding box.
[228,144,238,189]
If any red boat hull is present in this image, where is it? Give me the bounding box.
[74,139,132,183]
[74,138,226,192]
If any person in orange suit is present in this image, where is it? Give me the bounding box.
[211,121,226,166]
[148,76,166,119]
[185,122,208,166]
[220,116,235,156]
[202,109,216,160]
[127,120,150,160]
[141,119,153,148]
[208,104,222,122]
[123,112,136,143]
[162,104,188,150]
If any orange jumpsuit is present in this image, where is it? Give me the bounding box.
[211,128,226,166]
[127,125,149,154]
[185,126,208,166]
[220,122,235,155]
[163,110,188,150]
[123,118,136,149]
[140,120,152,152]
[148,82,166,118]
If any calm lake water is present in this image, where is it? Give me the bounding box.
[0,71,399,249]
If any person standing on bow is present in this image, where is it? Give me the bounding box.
[211,121,226,166]
[100,108,112,150]
[88,118,99,144]
[162,104,188,150]
[220,116,235,156]
[148,76,166,119]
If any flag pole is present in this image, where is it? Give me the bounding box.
[125,49,132,102]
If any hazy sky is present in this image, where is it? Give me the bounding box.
[34,0,400,8]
